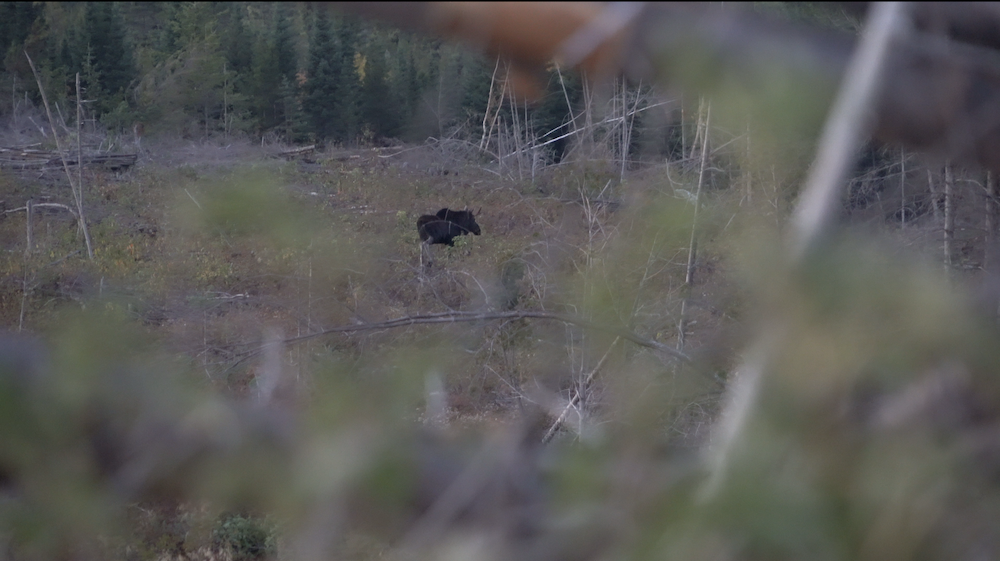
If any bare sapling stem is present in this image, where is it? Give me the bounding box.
[678,101,711,352]
[943,162,955,272]
[541,336,620,444]
[899,148,906,228]
[25,53,93,259]
[76,73,86,246]
[24,199,32,255]
[986,170,1000,321]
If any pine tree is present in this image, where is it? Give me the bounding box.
[329,15,360,144]
[83,2,136,104]
[303,10,337,143]
[246,3,300,135]
[460,55,494,130]
[274,3,297,85]
[250,34,281,131]
[360,39,400,141]
[280,75,309,143]
[220,3,252,78]
[142,2,227,136]
[155,2,182,60]
[0,2,43,54]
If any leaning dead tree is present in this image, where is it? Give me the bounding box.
[25,54,94,260]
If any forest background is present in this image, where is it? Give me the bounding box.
[0,1,581,150]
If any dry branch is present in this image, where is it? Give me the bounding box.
[541,336,620,444]
[0,149,137,171]
[298,310,690,360]
[5,202,78,217]
[229,310,695,375]
[277,145,316,159]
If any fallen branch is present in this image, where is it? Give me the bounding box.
[277,145,316,159]
[225,310,697,376]
[541,336,620,444]
[292,310,692,361]
[5,202,78,217]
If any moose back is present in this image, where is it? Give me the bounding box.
[417,208,481,246]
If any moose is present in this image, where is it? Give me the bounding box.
[416,207,481,247]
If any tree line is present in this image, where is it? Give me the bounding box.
[0,2,590,152]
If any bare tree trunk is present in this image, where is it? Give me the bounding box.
[480,58,501,151]
[76,73,84,232]
[620,79,641,183]
[677,102,711,352]
[899,147,906,229]
[689,99,705,162]
[541,336,620,444]
[943,162,955,271]
[985,170,1000,321]
[680,94,686,160]
[26,55,93,260]
[987,171,999,266]
[744,122,752,205]
[24,199,32,254]
[927,167,942,224]
[223,62,229,140]
[555,64,577,133]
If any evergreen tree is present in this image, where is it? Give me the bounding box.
[360,39,400,140]
[303,10,337,143]
[0,2,43,55]
[460,55,494,130]
[386,34,422,137]
[329,15,360,144]
[142,2,227,136]
[532,68,583,162]
[280,75,309,143]
[250,33,281,131]
[155,2,182,60]
[246,3,301,134]
[273,3,297,85]
[220,3,252,78]
[84,2,136,103]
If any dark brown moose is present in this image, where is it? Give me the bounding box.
[416,208,481,247]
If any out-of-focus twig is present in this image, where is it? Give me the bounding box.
[701,1,907,499]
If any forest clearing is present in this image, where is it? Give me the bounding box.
[2,3,1000,561]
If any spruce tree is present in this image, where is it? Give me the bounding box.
[274,3,297,85]
[84,2,136,104]
[360,39,400,141]
[460,55,494,131]
[304,10,337,143]
[155,2,182,60]
[329,15,360,144]
[220,3,252,78]
[0,2,42,54]
[251,35,281,131]
[280,75,309,143]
